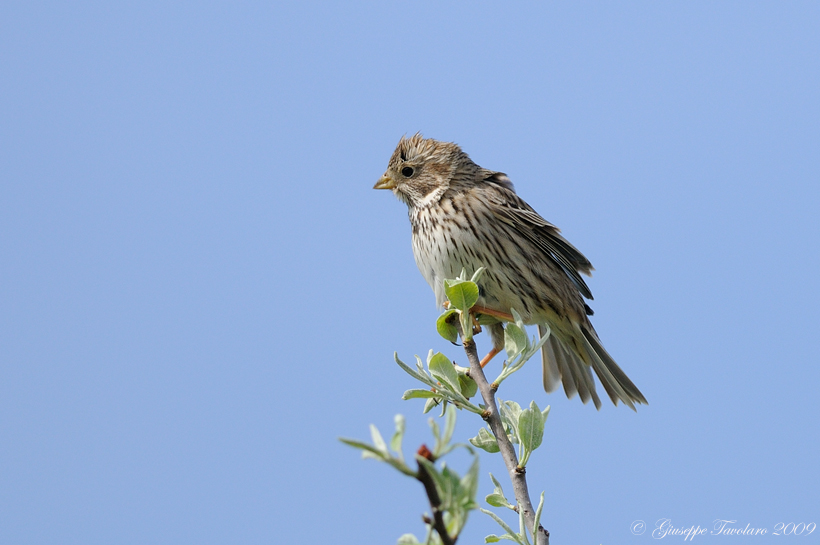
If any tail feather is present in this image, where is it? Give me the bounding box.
[553,339,579,400]
[539,325,562,393]
[539,325,602,409]
[581,327,648,407]
[581,337,635,410]
[565,341,600,408]
[538,322,645,410]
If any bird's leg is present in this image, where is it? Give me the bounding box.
[467,308,512,369]
[479,346,502,368]
[476,321,507,370]
[471,305,515,322]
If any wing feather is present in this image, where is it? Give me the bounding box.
[481,176,595,299]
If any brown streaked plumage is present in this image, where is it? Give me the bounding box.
[374,133,646,410]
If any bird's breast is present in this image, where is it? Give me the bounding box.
[409,199,509,312]
[408,196,577,324]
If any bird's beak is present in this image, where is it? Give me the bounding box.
[373,173,396,190]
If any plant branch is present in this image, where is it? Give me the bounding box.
[461,334,550,545]
[415,447,456,545]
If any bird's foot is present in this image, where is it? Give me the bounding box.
[471,314,482,336]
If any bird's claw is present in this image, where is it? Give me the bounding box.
[471,313,482,335]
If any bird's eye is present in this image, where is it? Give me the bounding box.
[401,166,414,177]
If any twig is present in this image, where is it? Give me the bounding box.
[415,445,456,545]
[461,335,550,545]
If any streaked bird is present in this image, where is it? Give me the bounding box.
[374,134,646,410]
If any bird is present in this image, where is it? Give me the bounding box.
[373,133,646,410]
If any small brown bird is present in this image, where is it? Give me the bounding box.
[374,134,646,410]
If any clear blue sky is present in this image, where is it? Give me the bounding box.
[2,2,818,544]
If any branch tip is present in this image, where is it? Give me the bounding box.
[416,444,434,461]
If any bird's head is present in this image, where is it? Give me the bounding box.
[374,134,479,208]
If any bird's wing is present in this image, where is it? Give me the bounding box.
[481,174,595,300]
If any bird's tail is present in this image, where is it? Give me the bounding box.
[539,324,647,411]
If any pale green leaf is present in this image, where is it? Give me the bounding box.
[470,266,486,283]
[444,279,479,311]
[437,464,461,510]
[532,491,545,545]
[499,400,523,441]
[504,323,528,359]
[428,352,461,392]
[442,405,457,447]
[486,493,511,508]
[479,509,526,545]
[418,457,453,509]
[402,389,440,400]
[518,403,545,452]
[390,414,405,454]
[436,309,459,343]
[490,472,504,492]
[458,371,478,399]
[338,437,386,460]
[469,427,500,453]
[370,424,389,455]
[460,456,480,501]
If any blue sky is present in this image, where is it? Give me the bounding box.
[2,2,818,544]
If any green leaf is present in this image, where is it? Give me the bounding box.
[438,464,461,510]
[402,389,440,400]
[485,535,501,543]
[519,402,545,448]
[510,308,524,327]
[486,493,511,508]
[499,400,523,442]
[390,414,405,455]
[504,323,528,359]
[338,437,387,460]
[442,404,457,447]
[416,354,427,374]
[397,534,421,544]
[532,491,545,545]
[479,509,526,545]
[423,397,440,414]
[360,450,383,462]
[490,472,504,492]
[428,352,461,393]
[370,424,389,455]
[460,455,480,502]
[518,401,546,467]
[469,427,500,453]
[470,267,486,284]
[436,309,459,343]
[394,353,429,383]
[457,370,478,399]
[429,417,441,445]
[444,279,479,311]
